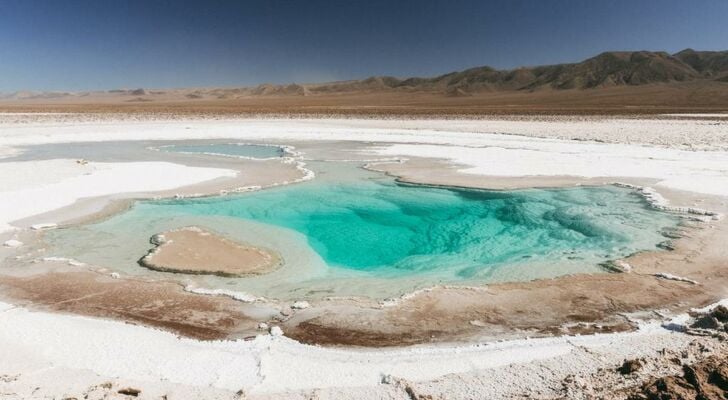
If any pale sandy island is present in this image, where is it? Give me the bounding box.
[140,226,281,277]
[0,114,726,399]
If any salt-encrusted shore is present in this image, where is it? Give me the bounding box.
[0,299,724,399]
[1,114,727,398]
[0,159,237,232]
[370,142,728,198]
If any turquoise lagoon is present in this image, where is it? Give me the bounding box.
[45,152,680,300]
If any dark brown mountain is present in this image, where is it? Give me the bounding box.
[299,49,728,95]
[2,49,727,108]
[674,49,728,78]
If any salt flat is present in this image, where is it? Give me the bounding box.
[0,115,726,399]
[1,115,728,151]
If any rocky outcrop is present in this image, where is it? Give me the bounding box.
[627,356,728,400]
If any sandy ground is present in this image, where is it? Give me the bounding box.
[1,79,728,115]
[0,114,726,398]
[140,226,281,277]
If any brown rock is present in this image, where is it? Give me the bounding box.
[628,355,728,400]
[711,305,728,322]
[692,315,722,330]
[118,387,141,397]
[618,358,643,375]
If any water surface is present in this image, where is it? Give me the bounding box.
[159,143,285,159]
[45,159,680,300]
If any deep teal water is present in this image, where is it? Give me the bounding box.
[134,177,677,278]
[160,143,284,159]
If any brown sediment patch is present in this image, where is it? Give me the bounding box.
[291,320,452,347]
[285,272,711,346]
[139,226,280,277]
[0,271,258,340]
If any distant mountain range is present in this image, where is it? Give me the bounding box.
[303,49,728,95]
[2,49,727,101]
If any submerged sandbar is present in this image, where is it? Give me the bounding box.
[139,226,280,277]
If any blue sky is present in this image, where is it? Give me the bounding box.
[1,0,727,91]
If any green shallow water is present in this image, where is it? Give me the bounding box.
[45,158,680,300]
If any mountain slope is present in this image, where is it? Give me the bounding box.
[674,49,728,79]
[2,49,727,102]
[288,49,728,96]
